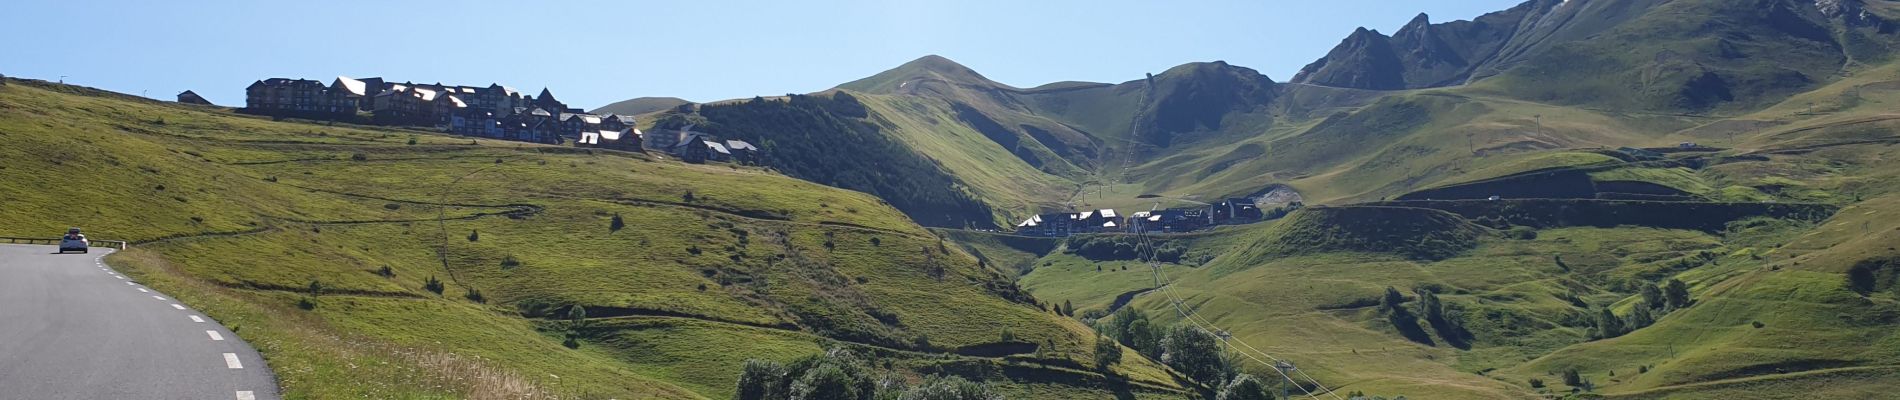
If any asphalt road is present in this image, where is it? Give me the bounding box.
[0,244,278,400]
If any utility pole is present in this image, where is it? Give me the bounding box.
[1276,361,1297,399]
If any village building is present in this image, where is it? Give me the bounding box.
[1129,209,1207,233]
[243,78,357,119]
[578,128,643,152]
[240,75,744,155]
[176,90,214,105]
[1210,198,1263,225]
[724,140,760,164]
[1015,213,1077,237]
[1073,209,1123,234]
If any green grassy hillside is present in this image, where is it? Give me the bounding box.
[0,78,1188,399]
[1007,122,1900,398]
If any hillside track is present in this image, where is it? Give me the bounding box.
[0,244,278,400]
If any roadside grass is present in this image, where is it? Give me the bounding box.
[3,79,1184,398]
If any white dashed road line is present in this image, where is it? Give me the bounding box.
[207,331,224,341]
[188,315,205,323]
[152,295,166,301]
[170,304,186,310]
[136,288,149,293]
[236,390,256,400]
[123,282,134,286]
[223,353,243,369]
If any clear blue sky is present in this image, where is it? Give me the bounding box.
[1,0,1521,109]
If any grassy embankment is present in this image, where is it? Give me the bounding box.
[0,78,1187,399]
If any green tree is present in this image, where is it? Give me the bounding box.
[423,275,444,294]
[1162,325,1231,385]
[1663,279,1692,310]
[899,375,1002,400]
[567,305,588,327]
[1640,284,1665,310]
[737,359,788,400]
[1216,374,1275,400]
[1381,287,1406,312]
[1382,287,1431,345]
[1093,334,1123,371]
[609,213,625,233]
[1626,303,1655,330]
[791,363,861,400]
[1562,369,1583,386]
[1107,307,1162,357]
[1062,300,1075,317]
[1594,308,1626,339]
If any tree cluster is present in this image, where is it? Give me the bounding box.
[735,349,1003,400]
[1594,279,1691,340]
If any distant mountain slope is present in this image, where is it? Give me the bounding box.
[619,0,1900,227]
[0,78,1185,399]
[591,96,691,116]
[1293,0,1669,90]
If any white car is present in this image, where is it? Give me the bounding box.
[58,228,88,253]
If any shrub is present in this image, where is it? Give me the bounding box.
[1506,226,1538,240]
[464,288,485,304]
[406,136,417,145]
[424,275,444,294]
[1562,369,1585,387]
[377,265,394,278]
[1663,279,1692,309]
[306,279,323,296]
[383,203,401,210]
[791,363,860,400]
[609,213,625,232]
[913,334,934,351]
[1093,334,1122,371]
[1846,257,1899,295]
[1528,378,1545,388]
[500,255,521,269]
[1161,325,1232,386]
[736,359,788,400]
[1215,374,1272,400]
[467,229,479,242]
[350,152,367,161]
[899,375,1002,400]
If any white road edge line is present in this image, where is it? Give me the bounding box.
[189,315,205,323]
[236,390,256,400]
[170,304,186,310]
[207,331,224,341]
[223,353,243,369]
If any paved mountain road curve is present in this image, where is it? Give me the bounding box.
[0,244,277,400]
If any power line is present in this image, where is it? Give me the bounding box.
[1129,229,1345,400]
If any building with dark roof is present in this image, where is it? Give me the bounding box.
[176,90,214,106]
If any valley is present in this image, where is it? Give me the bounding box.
[9,0,1900,398]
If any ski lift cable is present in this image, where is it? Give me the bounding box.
[1141,237,1343,400]
[1131,230,1343,400]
